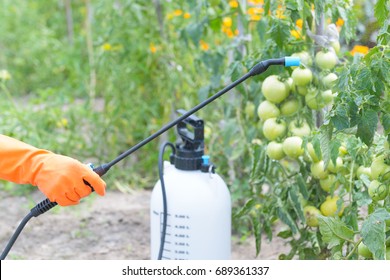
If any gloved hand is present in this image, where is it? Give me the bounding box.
[0,134,106,206]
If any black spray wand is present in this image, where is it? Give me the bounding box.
[0,56,300,260]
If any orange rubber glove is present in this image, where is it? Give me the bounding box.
[0,134,106,206]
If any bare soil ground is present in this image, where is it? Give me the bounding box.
[0,189,289,260]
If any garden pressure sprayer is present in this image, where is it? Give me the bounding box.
[151,110,231,260]
[0,56,300,260]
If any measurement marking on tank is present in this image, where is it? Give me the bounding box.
[174,250,189,255]
[174,234,190,238]
[175,214,190,219]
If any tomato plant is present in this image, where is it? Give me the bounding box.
[209,0,390,260]
[172,0,390,260]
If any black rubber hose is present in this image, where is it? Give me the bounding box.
[157,142,175,260]
[0,212,34,260]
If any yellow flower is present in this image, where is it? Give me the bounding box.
[336,18,344,27]
[199,40,209,51]
[0,69,11,81]
[149,43,157,53]
[275,5,286,19]
[222,17,233,28]
[248,0,264,4]
[247,7,264,16]
[173,9,183,16]
[183,12,191,19]
[291,29,302,39]
[56,118,68,128]
[350,45,369,56]
[101,43,112,51]
[225,29,234,38]
[296,19,303,29]
[229,0,239,8]
[250,14,262,21]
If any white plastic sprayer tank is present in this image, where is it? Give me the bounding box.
[150,158,231,260]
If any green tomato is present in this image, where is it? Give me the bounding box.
[339,145,348,156]
[315,50,338,70]
[306,142,321,162]
[330,40,341,55]
[320,195,344,217]
[320,174,340,192]
[303,205,321,227]
[327,157,343,173]
[262,75,290,104]
[311,160,329,179]
[288,120,311,137]
[285,77,294,89]
[291,51,313,68]
[257,100,280,121]
[371,155,389,180]
[322,72,338,89]
[305,89,326,110]
[358,242,373,259]
[368,180,388,201]
[280,98,300,116]
[282,136,304,159]
[296,86,308,96]
[356,166,372,179]
[386,247,390,260]
[244,102,256,119]
[262,118,287,141]
[291,67,313,86]
[266,141,285,160]
[321,89,334,105]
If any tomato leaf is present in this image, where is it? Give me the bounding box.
[329,139,341,167]
[184,22,204,46]
[267,19,290,49]
[374,0,389,25]
[381,113,390,135]
[318,216,354,249]
[276,197,298,234]
[288,184,305,222]
[319,124,333,168]
[296,174,309,200]
[234,198,256,219]
[277,229,292,239]
[377,18,390,45]
[357,109,378,146]
[361,208,390,260]
[331,104,350,130]
[256,20,267,42]
[252,215,262,256]
[308,231,321,255]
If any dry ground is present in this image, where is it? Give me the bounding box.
[0,189,289,260]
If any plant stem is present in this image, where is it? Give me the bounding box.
[344,237,362,260]
[64,0,74,45]
[349,160,355,202]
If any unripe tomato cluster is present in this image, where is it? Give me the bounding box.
[251,49,390,257]
[257,50,338,164]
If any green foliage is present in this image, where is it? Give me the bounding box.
[361,209,390,260]
[1,0,390,260]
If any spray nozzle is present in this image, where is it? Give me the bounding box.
[176,109,204,151]
[170,110,205,171]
